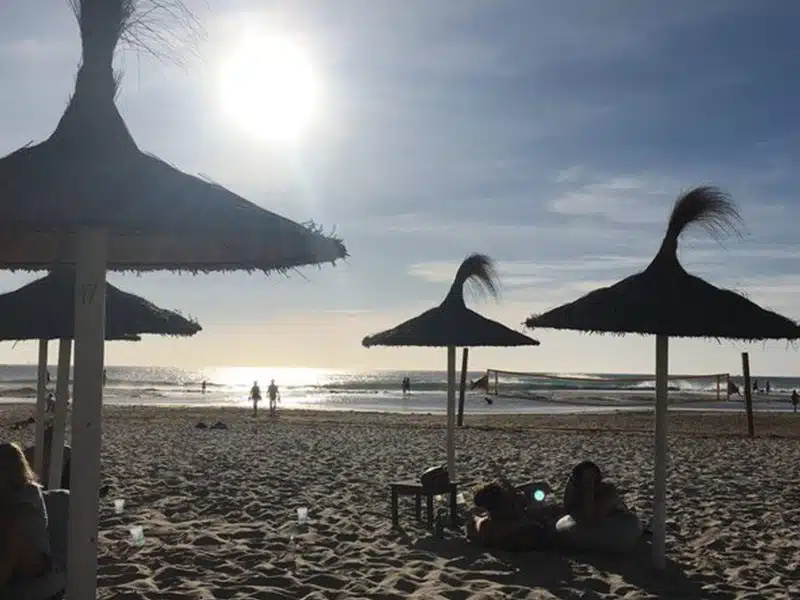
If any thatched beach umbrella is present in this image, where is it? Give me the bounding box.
[0,1,346,596]
[524,186,800,569]
[363,254,539,479]
[0,268,200,489]
[0,269,200,340]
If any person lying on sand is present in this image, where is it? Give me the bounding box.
[562,460,627,526]
[467,479,559,551]
[0,442,51,589]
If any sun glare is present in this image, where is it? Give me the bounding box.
[219,34,319,142]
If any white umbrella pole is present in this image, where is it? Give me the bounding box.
[446,345,456,480]
[653,334,669,569]
[49,338,72,490]
[33,339,49,478]
[68,229,107,600]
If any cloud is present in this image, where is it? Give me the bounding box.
[410,257,646,285]
[548,175,676,224]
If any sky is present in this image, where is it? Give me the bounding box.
[1,0,799,375]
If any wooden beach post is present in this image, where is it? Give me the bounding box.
[457,347,469,427]
[69,229,108,597]
[33,340,49,478]
[653,334,669,569]
[741,352,754,438]
[446,345,457,478]
[49,339,72,490]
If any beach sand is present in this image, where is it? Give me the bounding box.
[2,404,799,599]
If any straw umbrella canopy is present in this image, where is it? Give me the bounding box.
[0,269,200,340]
[363,254,540,479]
[0,267,201,491]
[524,186,800,569]
[0,2,346,596]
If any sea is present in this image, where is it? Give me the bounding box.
[0,365,796,415]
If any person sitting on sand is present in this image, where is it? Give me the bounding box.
[0,442,51,588]
[562,460,626,526]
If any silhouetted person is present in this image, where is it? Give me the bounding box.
[765,380,771,394]
[402,376,411,394]
[753,379,759,393]
[102,369,107,387]
[728,380,740,397]
[201,380,207,394]
[46,393,55,413]
[46,370,51,385]
[792,390,798,414]
[250,381,261,416]
[268,379,279,415]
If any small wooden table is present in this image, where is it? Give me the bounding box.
[390,480,459,529]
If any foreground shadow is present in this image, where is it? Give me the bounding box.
[411,533,725,599]
[571,540,716,600]
[413,535,575,595]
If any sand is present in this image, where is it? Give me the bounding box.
[2,404,799,600]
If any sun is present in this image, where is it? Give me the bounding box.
[219,35,319,142]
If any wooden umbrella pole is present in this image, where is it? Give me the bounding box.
[49,339,72,490]
[68,229,107,599]
[653,334,669,569]
[446,345,457,480]
[33,339,49,478]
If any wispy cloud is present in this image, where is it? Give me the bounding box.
[549,175,674,224]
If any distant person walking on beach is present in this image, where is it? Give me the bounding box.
[402,376,411,394]
[102,369,107,387]
[268,379,279,415]
[753,379,759,394]
[250,381,262,416]
[765,381,771,395]
[792,390,798,414]
[201,380,207,394]
[727,380,740,397]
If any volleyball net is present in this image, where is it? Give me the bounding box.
[477,369,732,401]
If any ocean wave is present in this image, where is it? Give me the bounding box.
[0,367,796,399]
[0,386,38,397]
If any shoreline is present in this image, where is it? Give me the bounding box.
[4,402,799,438]
[1,390,797,417]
